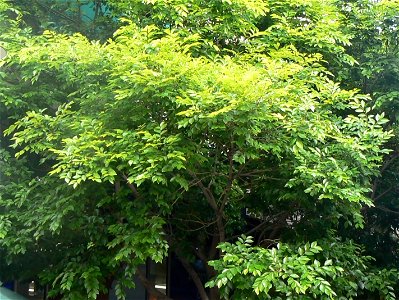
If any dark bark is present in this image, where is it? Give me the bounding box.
[371,152,398,200]
[187,170,225,247]
[96,292,109,300]
[194,247,217,280]
[122,173,140,198]
[186,169,227,300]
[175,253,209,300]
[208,287,220,300]
[96,276,113,300]
[136,268,173,300]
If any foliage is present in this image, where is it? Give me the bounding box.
[12,0,116,39]
[327,0,399,272]
[0,0,397,299]
[207,236,398,300]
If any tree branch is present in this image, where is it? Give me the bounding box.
[187,169,225,245]
[122,173,139,198]
[193,246,217,281]
[373,186,394,202]
[188,170,218,211]
[219,144,235,215]
[371,153,399,200]
[136,268,173,300]
[229,211,287,241]
[187,166,234,265]
[374,205,399,216]
[175,253,209,300]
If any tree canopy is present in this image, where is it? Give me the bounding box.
[1,0,399,299]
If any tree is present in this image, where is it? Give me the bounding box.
[0,0,396,299]
[324,0,399,271]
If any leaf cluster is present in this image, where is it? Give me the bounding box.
[207,236,398,300]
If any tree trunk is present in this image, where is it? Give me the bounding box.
[96,276,113,300]
[208,287,220,300]
[175,253,209,300]
[96,292,109,300]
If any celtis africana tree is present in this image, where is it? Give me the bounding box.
[0,0,399,299]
